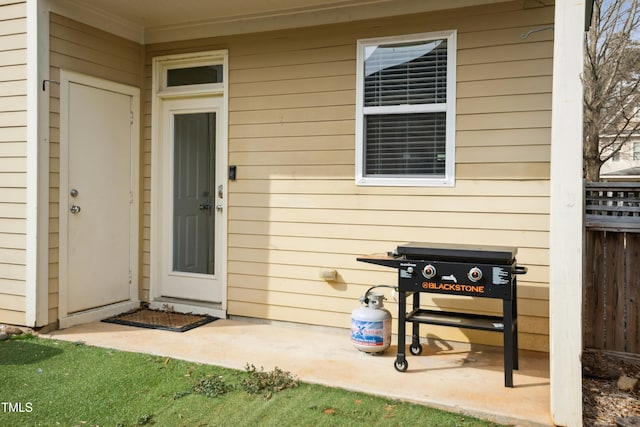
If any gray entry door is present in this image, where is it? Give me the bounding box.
[173,112,216,274]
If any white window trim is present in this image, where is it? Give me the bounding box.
[355,30,457,187]
[154,50,227,96]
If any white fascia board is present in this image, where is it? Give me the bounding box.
[549,1,585,426]
[50,0,510,45]
[145,0,503,44]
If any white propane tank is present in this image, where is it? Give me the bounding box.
[351,292,392,353]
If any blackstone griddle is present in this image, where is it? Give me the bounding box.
[357,242,527,387]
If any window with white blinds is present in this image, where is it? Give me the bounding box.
[356,31,456,186]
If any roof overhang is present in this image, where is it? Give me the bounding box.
[50,0,515,44]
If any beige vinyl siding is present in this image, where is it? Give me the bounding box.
[145,1,553,351]
[0,0,26,326]
[48,13,143,324]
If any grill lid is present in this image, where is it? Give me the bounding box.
[396,242,517,264]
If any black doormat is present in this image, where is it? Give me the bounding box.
[102,307,218,332]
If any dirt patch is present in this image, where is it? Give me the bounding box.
[583,350,640,426]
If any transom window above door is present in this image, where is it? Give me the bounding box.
[167,65,223,87]
[155,51,227,95]
[355,30,457,187]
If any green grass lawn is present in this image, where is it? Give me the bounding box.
[0,335,504,427]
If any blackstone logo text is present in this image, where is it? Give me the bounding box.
[1,402,33,413]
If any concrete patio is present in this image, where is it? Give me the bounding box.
[43,317,552,426]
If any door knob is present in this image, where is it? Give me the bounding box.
[216,204,223,212]
[70,205,81,214]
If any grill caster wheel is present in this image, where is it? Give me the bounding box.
[394,358,408,372]
[409,343,423,355]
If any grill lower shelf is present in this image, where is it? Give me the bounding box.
[407,309,506,332]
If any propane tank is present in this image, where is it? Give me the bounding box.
[351,292,392,354]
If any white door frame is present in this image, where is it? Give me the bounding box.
[58,70,140,328]
[159,97,225,302]
[150,51,228,318]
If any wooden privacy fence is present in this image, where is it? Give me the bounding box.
[584,182,640,354]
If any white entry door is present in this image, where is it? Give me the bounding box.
[59,71,139,322]
[159,97,225,303]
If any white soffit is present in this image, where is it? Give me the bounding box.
[50,0,513,44]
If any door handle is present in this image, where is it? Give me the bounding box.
[70,205,81,214]
[199,203,212,211]
[216,204,223,212]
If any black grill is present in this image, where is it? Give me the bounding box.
[357,242,527,387]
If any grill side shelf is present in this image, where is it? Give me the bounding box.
[356,255,403,269]
[407,309,506,332]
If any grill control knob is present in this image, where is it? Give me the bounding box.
[468,267,483,282]
[422,264,436,279]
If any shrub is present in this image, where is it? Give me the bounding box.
[241,364,298,399]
